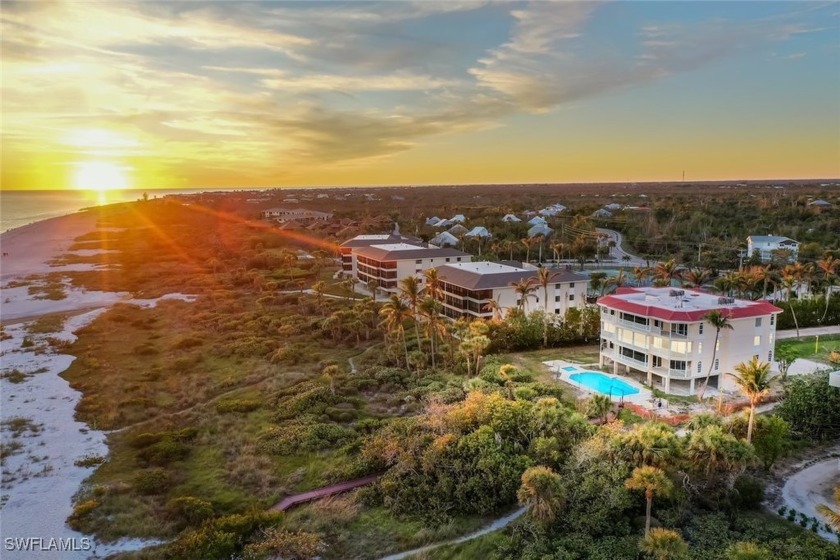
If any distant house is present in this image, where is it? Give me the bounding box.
[527,216,547,226]
[426,216,441,226]
[502,214,521,222]
[539,204,567,216]
[448,224,469,236]
[603,203,622,211]
[747,235,799,262]
[434,218,454,228]
[430,231,460,247]
[465,226,491,239]
[808,199,831,208]
[450,214,467,224]
[528,224,553,238]
[592,209,613,218]
[263,207,333,224]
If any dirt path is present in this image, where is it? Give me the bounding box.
[780,457,840,540]
[378,507,527,560]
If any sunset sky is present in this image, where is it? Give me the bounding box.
[2,1,838,191]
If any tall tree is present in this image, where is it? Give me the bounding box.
[418,296,445,370]
[510,278,537,312]
[729,357,775,443]
[322,364,342,396]
[653,258,681,286]
[379,295,411,369]
[400,276,422,353]
[780,272,801,337]
[696,310,734,401]
[498,364,518,400]
[517,466,566,524]
[633,266,652,287]
[423,267,442,300]
[817,256,838,322]
[625,466,673,539]
[536,267,556,346]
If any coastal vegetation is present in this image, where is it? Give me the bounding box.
[3,185,838,559]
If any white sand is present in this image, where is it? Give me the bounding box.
[780,457,840,541]
[0,214,195,558]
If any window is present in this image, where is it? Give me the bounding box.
[652,356,662,367]
[768,351,773,362]
[569,283,575,288]
[755,317,762,327]
[697,362,702,373]
[672,323,688,336]
[445,258,451,262]
[555,309,561,314]
[653,320,661,328]
[555,295,560,302]
[457,257,462,262]
[698,342,703,353]
[770,314,775,325]
[714,359,719,370]
[670,360,687,371]
[415,259,422,264]
[698,323,704,335]
[569,294,575,301]
[610,309,615,315]
[753,335,761,346]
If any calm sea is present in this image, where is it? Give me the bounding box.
[0,189,238,231]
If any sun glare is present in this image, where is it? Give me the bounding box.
[73,161,130,191]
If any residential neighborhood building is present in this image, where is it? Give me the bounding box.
[501,214,522,222]
[434,262,587,320]
[597,287,782,396]
[263,207,333,223]
[746,235,799,262]
[339,233,422,274]
[430,231,460,248]
[353,243,469,294]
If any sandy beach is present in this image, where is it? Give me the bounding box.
[0,213,184,558]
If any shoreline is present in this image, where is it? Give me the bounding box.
[0,212,180,558]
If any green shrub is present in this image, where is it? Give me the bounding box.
[132,468,172,495]
[67,499,99,530]
[216,399,261,414]
[137,439,190,466]
[167,496,214,526]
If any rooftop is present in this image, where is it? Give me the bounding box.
[437,262,586,290]
[354,244,469,261]
[598,287,782,322]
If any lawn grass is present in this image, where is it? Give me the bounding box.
[407,531,506,560]
[776,334,840,364]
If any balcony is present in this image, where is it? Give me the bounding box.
[651,366,692,379]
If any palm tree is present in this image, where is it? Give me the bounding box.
[817,256,838,322]
[517,466,565,524]
[653,259,681,286]
[483,298,504,321]
[587,393,613,424]
[423,267,442,300]
[780,272,801,337]
[379,295,411,369]
[312,280,326,310]
[501,239,515,261]
[640,528,688,560]
[729,357,775,444]
[322,364,342,396]
[521,237,536,263]
[682,268,711,289]
[536,267,556,346]
[634,266,652,287]
[696,310,734,401]
[400,276,422,353]
[625,466,673,539]
[498,364,518,400]
[817,486,840,531]
[418,296,445,370]
[605,269,628,294]
[724,541,773,560]
[510,278,537,312]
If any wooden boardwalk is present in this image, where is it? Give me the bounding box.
[269,474,381,512]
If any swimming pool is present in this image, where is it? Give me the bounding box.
[569,371,640,397]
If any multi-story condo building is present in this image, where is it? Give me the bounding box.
[339,234,422,274]
[262,207,333,223]
[598,287,782,395]
[434,262,587,320]
[746,235,799,262]
[352,243,469,294]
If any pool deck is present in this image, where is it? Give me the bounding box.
[544,360,654,406]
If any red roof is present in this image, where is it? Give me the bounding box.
[597,291,782,322]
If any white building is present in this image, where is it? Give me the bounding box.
[435,262,587,320]
[598,287,782,396]
[263,207,333,223]
[501,214,522,223]
[353,243,469,294]
[339,234,422,274]
[747,235,799,262]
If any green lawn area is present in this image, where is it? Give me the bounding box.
[503,344,600,384]
[776,334,840,364]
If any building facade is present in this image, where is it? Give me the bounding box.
[747,235,799,262]
[352,243,469,294]
[598,287,782,396]
[435,262,587,320]
[339,234,422,274]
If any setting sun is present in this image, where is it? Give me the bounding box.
[72,161,130,191]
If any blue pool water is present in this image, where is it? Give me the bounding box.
[569,372,640,397]
[561,366,577,372]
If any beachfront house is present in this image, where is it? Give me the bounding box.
[746,235,799,262]
[352,243,469,294]
[597,287,782,396]
[434,262,587,320]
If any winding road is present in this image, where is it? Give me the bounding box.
[595,227,649,268]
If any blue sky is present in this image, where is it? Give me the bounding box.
[1,1,838,189]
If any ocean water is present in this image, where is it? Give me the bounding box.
[0,189,225,231]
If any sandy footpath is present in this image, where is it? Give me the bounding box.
[0,213,193,558]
